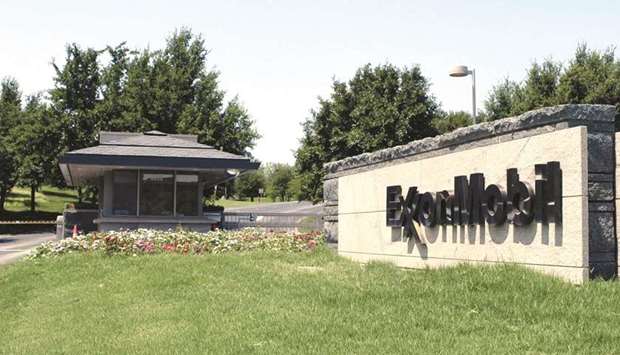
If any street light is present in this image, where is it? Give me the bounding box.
[449,65,476,124]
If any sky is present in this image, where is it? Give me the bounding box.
[1,0,619,164]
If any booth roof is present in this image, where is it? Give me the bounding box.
[59,131,260,186]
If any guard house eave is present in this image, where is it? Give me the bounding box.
[58,131,260,186]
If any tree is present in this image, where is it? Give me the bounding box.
[432,111,473,134]
[116,49,158,132]
[484,59,561,121]
[101,28,261,155]
[518,59,562,111]
[48,27,260,155]
[0,78,21,106]
[267,164,295,201]
[51,44,101,152]
[0,78,22,212]
[235,171,265,201]
[158,28,207,133]
[46,28,260,204]
[295,63,440,201]
[0,77,22,132]
[176,70,224,142]
[97,43,132,131]
[0,140,17,212]
[286,172,303,201]
[485,45,620,126]
[12,96,63,212]
[485,79,523,120]
[217,98,260,155]
[49,43,102,200]
[556,45,620,129]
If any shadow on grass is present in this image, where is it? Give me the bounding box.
[0,225,54,235]
[40,189,77,199]
[0,210,59,221]
[7,192,29,199]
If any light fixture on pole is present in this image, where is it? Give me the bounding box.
[449,65,476,124]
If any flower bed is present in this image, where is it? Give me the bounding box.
[27,228,325,259]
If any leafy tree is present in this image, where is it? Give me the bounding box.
[0,77,22,132]
[158,28,207,133]
[158,29,260,198]
[215,98,260,155]
[295,63,439,201]
[12,96,63,212]
[51,44,101,152]
[48,28,260,156]
[286,172,303,201]
[114,29,261,155]
[432,111,473,134]
[485,45,620,126]
[49,29,260,155]
[45,28,260,204]
[235,171,265,201]
[556,45,620,129]
[0,140,17,212]
[485,79,523,120]
[0,78,22,212]
[176,70,224,142]
[484,59,562,120]
[0,78,21,106]
[49,43,102,200]
[97,43,133,131]
[518,59,562,111]
[117,49,158,132]
[267,164,295,201]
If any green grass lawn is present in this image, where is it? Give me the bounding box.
[2,249,620,354]
[3,186,78,217]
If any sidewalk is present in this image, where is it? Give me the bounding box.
[0,233,55,265]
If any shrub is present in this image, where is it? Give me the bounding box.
[27,228,325,259]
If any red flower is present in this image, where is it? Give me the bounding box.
[163,243,175,252]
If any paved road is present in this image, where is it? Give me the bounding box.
[226,201,323,214]
[0,232,55,265]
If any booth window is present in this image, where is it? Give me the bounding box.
[140,171,174,216]
[112,170,138,215]
[176,173,199,216]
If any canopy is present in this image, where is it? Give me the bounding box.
[59,131,260,186]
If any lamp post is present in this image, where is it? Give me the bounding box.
[449,65,476,124]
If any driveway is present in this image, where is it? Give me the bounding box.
[226,201,323,214]
[0,232,55,265]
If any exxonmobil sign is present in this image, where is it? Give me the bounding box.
[386,161,562,240]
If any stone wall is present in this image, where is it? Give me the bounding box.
[324,104,617,281]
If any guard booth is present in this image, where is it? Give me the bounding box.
[58,131,259,233]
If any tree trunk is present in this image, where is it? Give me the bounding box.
[30,185,36,212]
[0,188,6,213]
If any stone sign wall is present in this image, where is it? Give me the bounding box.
[324,105,617,283]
